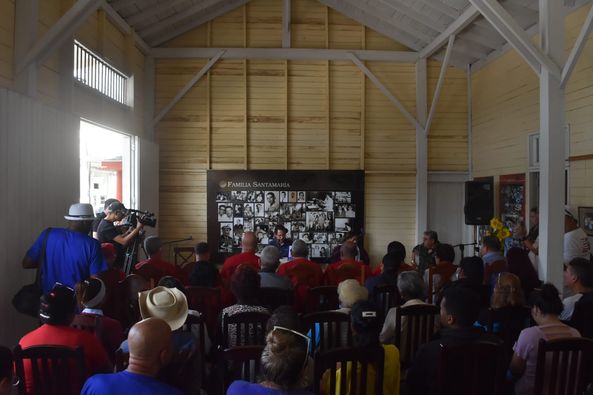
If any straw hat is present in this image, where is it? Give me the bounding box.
[138,286,188,331]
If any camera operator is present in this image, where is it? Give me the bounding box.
[92,198,119,239]
[97,202,144,267]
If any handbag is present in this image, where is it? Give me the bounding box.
[12,228,51,317]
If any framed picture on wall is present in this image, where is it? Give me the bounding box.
[578,207,593,236]
[499,174,526,231]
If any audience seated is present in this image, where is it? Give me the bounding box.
[0,347,13,395]
[260,246,293,290]
[82,318,183,395]
[135,236,187,284]
[329,231,370,265]
[407,286,494,395]
[443,256,491,308]
[188,242,221,288]
[99,243,125,320]
[509,284,581,395]
[480,236,507,288]
[227,324,314,395]
[335,279,368,314]
[221,265,270,348]
[423,243,457,302]
[380,271,435,345]
[78,277,125,360]
[323,300,401,395]
[412,230,439,275]
[560,257,593,321]
[119,285,192,353]
[506,247,541,299]
[18,284,110,394]
[323,241,372,286]
[220,232,261,305]
[277,240,323,311]
[365,252,401,293]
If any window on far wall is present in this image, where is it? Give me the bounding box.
[73,40,130,106]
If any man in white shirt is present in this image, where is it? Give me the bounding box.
[564,208,591,265]
[560,257,593,321]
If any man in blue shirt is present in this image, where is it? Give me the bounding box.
[268,224,291,258]
[21,203,107,293]
[82,317,183,395]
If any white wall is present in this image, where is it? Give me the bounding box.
[0,88,79,346]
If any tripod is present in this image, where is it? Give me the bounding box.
[123,229,146,275]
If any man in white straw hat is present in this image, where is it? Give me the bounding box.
[22,203,108,293]
[118,286,192,354]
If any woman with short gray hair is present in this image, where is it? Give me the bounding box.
[379,271,437,346]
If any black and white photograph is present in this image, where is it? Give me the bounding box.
[297,191,306,203]
[265,191,280,212]
[279,203,293,220]
[313,233,328,243]
[334,192,351,204]
[300,232,314,244]
[255,225,269,244]
[283,222,292,239]
[216,192,231,202]
[243,219,254,232]
[218,203,233,221]
[219,223,233,252]
[232,190,248,201]
[243,203,255,219]
[311,244,330,258]
[292,221,306,233]
[335,218,352,233]
[233,204,244,217]
[280,191,289,203]
[255,217,266,225]
[336,204,356,218]
[254,203,265,217]
[267,211,280,225]
[306,211,334,231]
[306,191,334,211]
[233,222,244,247]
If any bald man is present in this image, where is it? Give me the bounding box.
[81,318,182,395]
[323,241,372,286]
[220,231,261,305]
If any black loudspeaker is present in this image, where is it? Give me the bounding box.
[464,180,494,225]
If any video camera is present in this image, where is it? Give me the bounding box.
[124,209,157,228]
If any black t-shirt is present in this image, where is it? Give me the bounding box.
[92,212,106,233]
[189,261,220,287]
[97,219,125,267]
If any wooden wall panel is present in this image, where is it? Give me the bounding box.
[364,62,416,171]
[211,7,245,48]
[291,0,326,49]
[427,60,468,171]
[246,0,282,48]
[328,9,363,49]
[0,0,15,88]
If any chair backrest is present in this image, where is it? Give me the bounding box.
[372,284,401,325]
[71,314,101,334]
[308,286,339,312]
[133,264,162,288]
[427,264,457,303]
[314,346,385,395]
[13,345,86,395]
[174,247,195,269]
[533,337,593,395]
[180,314,207,385]
[303,311,353,353]
[222,311,271,348]
[569,299,593,339]
[258,287,294,311]
[394,304,439,367]
[218,345,264,395]
[115,274,150,330]
[185,286,222,342]
[483,260,507,285]
[484,306,531,361]
[437,339,506,395]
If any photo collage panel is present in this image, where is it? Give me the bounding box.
[216,190,355,257]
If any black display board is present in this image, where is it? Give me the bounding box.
[207,170,365,263]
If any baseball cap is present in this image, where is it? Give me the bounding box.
[107,201,127,214]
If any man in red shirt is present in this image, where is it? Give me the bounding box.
[220,232,260,305]
[277,239,323,312]
[323,241,372,286]
[135,236,187,284]
[18,284,111,394]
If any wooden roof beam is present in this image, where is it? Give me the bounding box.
[420,5,480,58]
[561,2,593,87]
[126,0,189,27]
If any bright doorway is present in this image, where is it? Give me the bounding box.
[79,120,135,214]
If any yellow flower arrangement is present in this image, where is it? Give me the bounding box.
[487,217,511,249]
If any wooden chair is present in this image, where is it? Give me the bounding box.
[483,260,507,286]
[222,311,271,348]
[308,286,339,313]
[185,286,222,342]
[181,313,208,385]
[174,247,195,269]
[13,345,86,395]
[218,345,264,395]
[437,339,506,395]
[484,306,531,362]
[313,346,385,395]
[303,311,352,354]
[395,304,440,367]
[71,314,100,333]
[533,337,593,395]
[569,299,593,339]
[112,274,150,331]
[426,264,457,303]
[257,287,294,311]
[372,284,400,325]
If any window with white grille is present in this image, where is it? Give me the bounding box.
[73,41,129,105]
